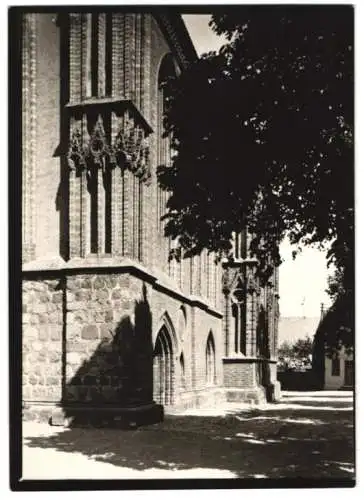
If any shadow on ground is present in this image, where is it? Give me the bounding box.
[23,393,354,479]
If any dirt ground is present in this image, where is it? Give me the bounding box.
[22,390,354,480]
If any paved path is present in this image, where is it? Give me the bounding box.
[22,391,354,480]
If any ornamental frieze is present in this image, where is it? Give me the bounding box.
[66,99,152,183]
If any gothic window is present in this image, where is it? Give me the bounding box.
[206,332,216,385]
[180,353,186,390]
[239,302,246,355]
[177,306,186,343]
[231,278,247,356]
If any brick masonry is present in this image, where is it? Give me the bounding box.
[21,12,280,424]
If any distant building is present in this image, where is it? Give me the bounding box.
[312,305,354,390]
[323,348,353,390]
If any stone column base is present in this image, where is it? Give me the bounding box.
[265,380,281,402]
[48,402,164,428]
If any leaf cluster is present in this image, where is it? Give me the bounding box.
[157,6,353,283]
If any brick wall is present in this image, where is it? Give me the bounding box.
[223,359,256,388]
[22,12,222,314]
[34,15,62,259]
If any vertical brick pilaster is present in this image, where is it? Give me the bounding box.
[132,174,138,259]
[140,16,151,267]
[201,250,207,299]
[97,167,105,254]
[68,116,83,259]
[250,293,258,357]
[190,256,195,295]
[197,254,202,296]
[22,13,37,263]
[68,14,83,259]
[135,13,142,108]
[124,14,135,100]
[80,169,88,257]
[223,293,230,356]
[189,258,193,295]
[81,13,91,99]
[80,113,89,257]
[191,307,196,389]
[111,13,124,98]
[142,15,151,120]
[97,13,106,97]
[123,168,133,257]
[179,256,183,291]
[68,167,81,258]
[206,253,211,301]
[110,165,121,255]
[138,180,143,262]
[69,13,82,102]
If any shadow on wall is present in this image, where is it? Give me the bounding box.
[60,283,157,427]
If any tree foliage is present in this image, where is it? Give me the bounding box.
[158,6,354,283]
[278,336,313,369]
[292,336,313,360]
[316,265,354,353]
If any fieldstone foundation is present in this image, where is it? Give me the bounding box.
[22,266,226,426]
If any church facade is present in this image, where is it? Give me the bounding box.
[21,11,280,426]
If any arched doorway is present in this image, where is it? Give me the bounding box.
[153,325,175,406]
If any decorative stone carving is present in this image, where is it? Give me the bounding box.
[67,129,86,172]
[67,110,151,183]
[87,115,108,168]
[113,115,151,183]
[246,274,259,295]
[232,286,245,304]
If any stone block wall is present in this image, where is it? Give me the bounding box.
[22,279,63,416]
[22,267,225,421]
[64,273,152,407]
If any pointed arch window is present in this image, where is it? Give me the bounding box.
[180,352,186,390]
[206,332,216,385]
[231,278,247,356]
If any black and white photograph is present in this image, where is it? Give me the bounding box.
[9,2,355,490]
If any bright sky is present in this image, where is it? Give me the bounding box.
[183,14,331,318]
